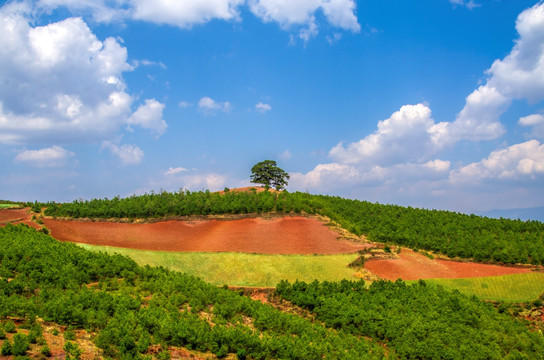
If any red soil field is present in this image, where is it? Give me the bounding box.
[0,208,41,230]
[364,249,532,280]
[43,216,370,255]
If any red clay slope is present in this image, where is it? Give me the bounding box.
[364,249,531,280]
[43,216,369,255]
[0,208,41,230]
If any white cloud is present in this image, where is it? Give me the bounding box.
[429,85,509,146]
[133,59,167,69]
[519,113,544,139]
[183,173,227,191]
[164,167,188,176]
[15,145,74,167]
[33,0,359,41]
[431,2,544,147]
[450,140,544,183]
[449,0,480,10]
[0,7,166,145]
[290,159,452,194]
[330,104,439,165]
[130,0,244,28]
[127,99,167,136]
[178,101,192,108]
[139,168,229,194]
[249,0,359,41]
[424,159,451,172]
[255,102,272,113]
[279,149,291,161]
[198,96,231,114]
[102,141,144,165]
[37,0,129,23]
[487,3,544,102]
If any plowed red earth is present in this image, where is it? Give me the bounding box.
[43,217,370,255]
[0,208,41,230]
[364,249,531,280]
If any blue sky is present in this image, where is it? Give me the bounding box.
[1,0,544,216]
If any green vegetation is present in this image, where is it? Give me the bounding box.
[0,204,18,209]
[2,224,543,358]
[412,273,544,302]
[78,244,360,287]
[0,224,385,359]
[250,160,290,190]
[43,190,544,265]
[276,279,544,359]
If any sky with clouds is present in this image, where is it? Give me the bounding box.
[1,0,543,217]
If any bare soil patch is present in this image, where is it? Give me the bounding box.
[217,186,279,195]
[43,216,370,255]
[0,208,41,230]
[364,249,532,280]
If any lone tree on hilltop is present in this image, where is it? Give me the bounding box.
[250,160,290,190]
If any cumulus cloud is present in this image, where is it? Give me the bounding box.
[429,86,509,147]
[102,141,144,165]
[15,145,74,167]
[130,0,243,28]
[34,0,359,39]
[164,167,188,176]
[249,0,359,40]
[0,6,166,145]
[198,97,231,114]
[140,168,228,194]
[255,102,272,113]
[450,140,544,183]
[126,99,167,136]
[431,2,544,147]
[330,104,439,165]
[519,113,544,139]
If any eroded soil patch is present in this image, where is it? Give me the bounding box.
[364,249,533,280]
[0,208,41,230]
[44,216,371,255]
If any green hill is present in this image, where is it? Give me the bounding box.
[42,189,544,265]
[1,224,543,359]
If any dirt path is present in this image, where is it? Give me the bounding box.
[43,216,371,255]
[364,249,532,280]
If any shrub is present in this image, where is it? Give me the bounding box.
[64,341,82,359]
[64,327,76,341]
[1,338,12,356]
[4,320,16,333]
[41,344,51,356]
[12,333,29,356]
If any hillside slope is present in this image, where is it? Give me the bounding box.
[42,189,544,265]
[1,224,543,359]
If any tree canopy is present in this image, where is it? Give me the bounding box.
[250,160,290,190]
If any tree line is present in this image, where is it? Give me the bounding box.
[41,189,544,265]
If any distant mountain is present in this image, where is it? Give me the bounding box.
[475,207,544,222]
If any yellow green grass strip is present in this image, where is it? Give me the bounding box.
[0,204,18,209]
[77,244,360,287]
[408,273,544,302]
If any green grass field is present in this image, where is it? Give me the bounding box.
[0,204,18,209]
[78,244,360,287]
[408,273,544,302]
[77,244,544,300]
